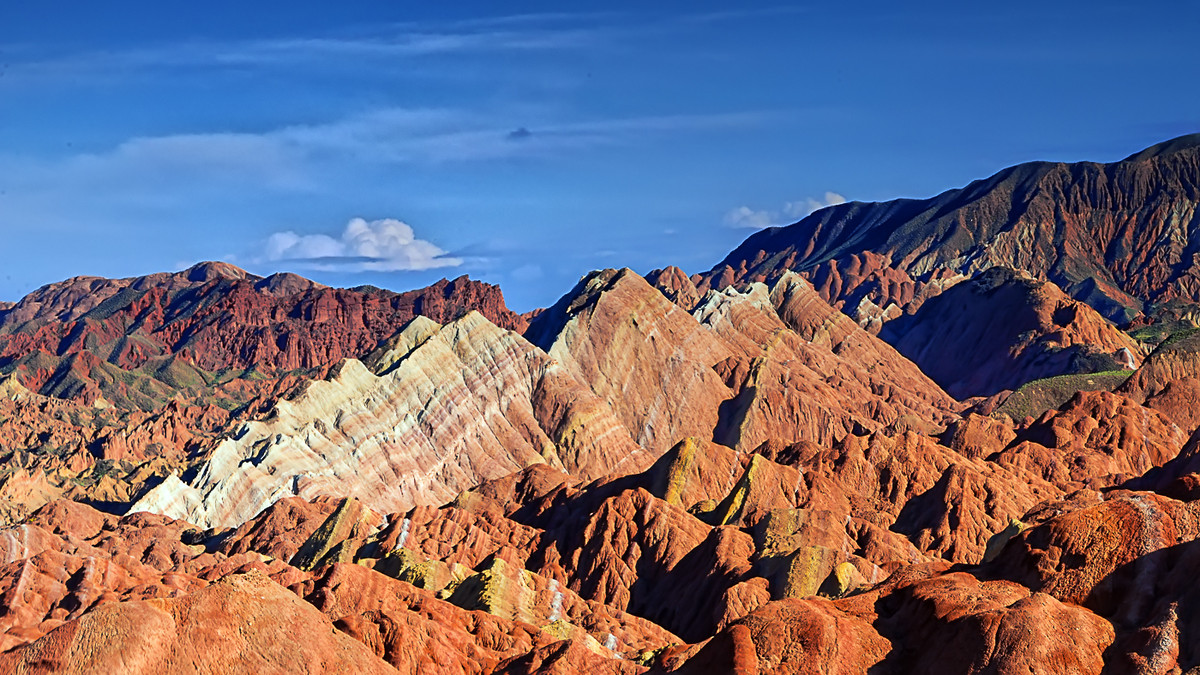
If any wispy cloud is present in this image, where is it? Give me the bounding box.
[443,11,630,30]
[681,7,811,24]
[724,192,846,229]
[723,206,777,229]
[784,192,847,218]
[0,8,808,84]
[263,218,462,272]
[1,106,773,193]
[0,17,619,84]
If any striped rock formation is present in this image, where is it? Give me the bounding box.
[130,311,649,528]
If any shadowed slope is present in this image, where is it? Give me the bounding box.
[881,267,1143,398]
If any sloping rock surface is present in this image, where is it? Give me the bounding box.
[882,267,1143,398]
[130,312,649,529]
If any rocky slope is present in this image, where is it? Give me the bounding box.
[881,267,1144,398]
[703,133,1200,325]
[4,416,1200,672]
[129,311,649,529]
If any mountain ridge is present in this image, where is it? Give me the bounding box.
[702,132,1200,325]
[0,262,526,409]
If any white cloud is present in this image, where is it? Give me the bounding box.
[3,9,797,85]
[725,192,847,229]
[0,107,771,196]
[1,23,613,83]
[723,205,777,229]
[265,218,462,272]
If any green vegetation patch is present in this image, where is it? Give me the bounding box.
[143,355,212,390]
[1154,325,1200,351]
[82,287,145,322]
[1129,322,1200,347]
[994,370,1132,422]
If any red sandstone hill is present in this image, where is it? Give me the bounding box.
[0,262,524,407]
[702,133,1200,325]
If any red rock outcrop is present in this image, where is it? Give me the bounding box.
[655,596,891,674]
[984,489,1200,671]
[0,570,397,674]
[698,275,958,449]
[0,262,525,407]
[772,431,1063,564]
[1118,329,1200,429]
[645,266,702,310]
[526,268,734,455]
[994,390,1188,489]
[0,379,240,525]
[0,498,662,672]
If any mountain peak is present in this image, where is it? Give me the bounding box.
[183,261,253,283]
[1120,132,1200,162]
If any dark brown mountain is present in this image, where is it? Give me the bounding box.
[701,133,1200,325]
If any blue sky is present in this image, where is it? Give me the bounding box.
[1,2,1197,311]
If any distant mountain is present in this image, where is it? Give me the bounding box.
[0,262,524,408]
[702,133,1200,325]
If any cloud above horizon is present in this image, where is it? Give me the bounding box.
[264,218,463,272]
[724,191,846,229]
[0,107,772,200]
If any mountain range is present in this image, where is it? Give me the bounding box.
[2,134,1200,673]
[704,133,1200,325]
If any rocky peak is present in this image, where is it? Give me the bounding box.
[183,260,254,283]
[646,265,702,310]
[254,271,327,296]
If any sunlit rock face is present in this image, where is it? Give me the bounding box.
[526,268,736,456]
[132,311,649,529]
